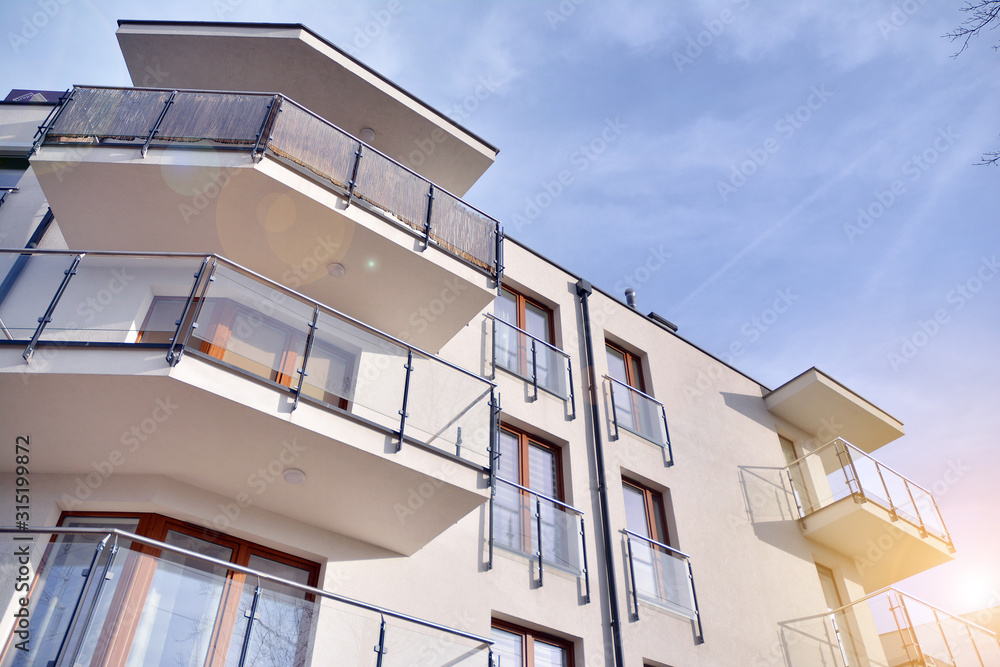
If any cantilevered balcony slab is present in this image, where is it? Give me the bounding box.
[30,87,500,352]
[0,249,494,555]
[0,347,487,556]
[765,368,904,453]
[786,439,953,591]
[115,20,497,196]
[800,498,953,592]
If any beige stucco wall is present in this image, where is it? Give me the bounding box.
[0,180,923,666]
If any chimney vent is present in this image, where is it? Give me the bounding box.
[625,288,637,309]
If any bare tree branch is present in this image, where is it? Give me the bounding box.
[945,0,1000,56]
[946,2,1000,166]
[976,150,1000,166]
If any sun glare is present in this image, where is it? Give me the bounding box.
[957,568,1000,612]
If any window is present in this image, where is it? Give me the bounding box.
[622,479,693,618]
[494,287,559,393]
[1,513,319,667]
[491,620,572,667]
[606,341,666,445]
[816,564,861,660]
[139,296,356,409]
[779,435,798,466]
[816,564,843,611]
[606,342,645,394]
[0,156,29,190]
[606,343,645,435]
[623,479,669,546]
[493,426,572,568]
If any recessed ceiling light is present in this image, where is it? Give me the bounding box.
[360,128,376,144]
[327,263,346,278]
[283,468,306,484]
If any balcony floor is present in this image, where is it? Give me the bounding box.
[801,496,953,591]
[30,144,493,352]
[0,346,488,555]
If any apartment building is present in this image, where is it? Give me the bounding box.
[1,20,997,667]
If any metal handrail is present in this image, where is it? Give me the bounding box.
[41,86,502,272]
[621,528,703,643]
[0,248,496,389]
[0,526,493,647]
[485,313,569,359]
[621,529,691,559]
[790,585,998,638]
[495,476,583,514]
[785,438,944,516]
[604,374,665,406]
[262,90,501,228]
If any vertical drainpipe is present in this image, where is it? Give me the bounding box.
[576,278,625,667]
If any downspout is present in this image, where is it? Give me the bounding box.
[576,278,625,667]
[0,207,55,307]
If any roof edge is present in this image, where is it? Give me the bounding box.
[115,19,500,156]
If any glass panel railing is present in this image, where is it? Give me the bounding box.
[781,588,1000,667]
[784,439,954,549]
[305,309,408,429]
[0,248,21,333]
[492,478,585,578]
[1,531,135,667]
[0,250,496,469]
[973,629,1000,665]
[40,87,500,275]
[382,619,492,667]
[37,255,204,345]
[489,315,571,401]
[0,253,79,341]
[191,264,314,388]
[623,531,698,623]
[406,352,493,466]
[605,376,670,449]
[780,614,854,667]
[0,528,493,667]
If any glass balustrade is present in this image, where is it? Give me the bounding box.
[0,249,495,468]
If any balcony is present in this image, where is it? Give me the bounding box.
[766,368,905,453]
[604,376,673,465]
[785,439,954,590]
[489,477,590,598]
[621,530,704,644]
[29,86,503,351]
[0,249,496,555]
[781,588,1000,666]
[0,527,493,667]
[487,313,575,412]
[114,20,498,196]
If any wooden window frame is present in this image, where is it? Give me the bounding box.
[622,478,669,546]
[499,425,565,497]
[495,424,565,558]
[1,512,319,667]
[607,341,661,440]
[606,341,646,392]
[498,287,556,344]
[138,296,355,410]
[491,619,574,667]
[495,287,556,381]
[623,478,686,614]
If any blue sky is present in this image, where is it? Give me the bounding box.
[3,0,998,615]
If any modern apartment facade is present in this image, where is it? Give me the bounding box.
[0,20,996,667]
